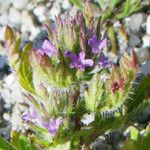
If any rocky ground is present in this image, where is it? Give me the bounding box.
[0,0,150,149]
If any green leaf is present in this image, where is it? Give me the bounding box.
[0,136,17,150]
[18,43,35,94]
[70,0,83,10]
[84,74,104,111]
[129,126,140,141]
[5,25,15,45]
[109,0,121,10]
[19,135,31,150]
[97,0,105,9]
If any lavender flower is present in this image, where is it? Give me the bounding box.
[88,35,107,54]
[22,107,44,128]
[64,51,93,71]
[43,117,62,136]
[37,39,58,57]
[98,53,110,68]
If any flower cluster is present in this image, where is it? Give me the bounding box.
[22,107,62,136]
[37,35,109,72]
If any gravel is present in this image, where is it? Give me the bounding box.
[146,15,150,35]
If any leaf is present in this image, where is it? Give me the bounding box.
[129,126,140,141]
[18,43,35,94]
[108,25,118,54]
[11,130,21,149]
[109,0,121,10]
[97,0,105,9]
[84,74,104,111]
[0,136,17,150]
[19,135,31,150]
[70,0,83,10]
[11,131,38,150]
[5,25,15,45]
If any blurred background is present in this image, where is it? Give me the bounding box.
[0,0,150,149]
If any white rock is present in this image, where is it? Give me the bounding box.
[1,74,23,109]
[141,61,150,75]
[5,74,15,86]
[21,10,39,39]
[12,0,28,10]
[129,34,141,47]
[62,0,71,10]
[9,7,22,24]
[146,15,150,35]
[33,5,46,22]
[125,14,143,33]
[0,55,7,69]
[48,2,61,20]
[81,113,95,125]
[0,27,5,41]
[135,48,150,63]
[33,5,46,17]
[142,35,150,48]
[0,0,11,11]
[0,14,9,26]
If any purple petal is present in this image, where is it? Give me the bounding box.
[79,65,85,71]
[88,34,107,54]
[82,59,94,67]
[22,107,37,121]
[37,39,58,57]
[98,53,110,68]
[56,117,63,128]
[79,52,85,61]
[88,35,97,47]
[46,117,62,136]
[98,38,107,50]
[64,50,71,57]
[37,49,45,56]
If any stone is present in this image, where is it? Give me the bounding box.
[0,0,11,11]
[21,10,39,40]
[0,27,5,41]
[129,34,141,47]
[125,14,143,33]
[0,56,7,70]
[62,0,71,10]
[8,7,22,25]
[146,15,150,35]
[81,113,95,125]
[33,5,46,22]
[12,0,28,10]
[135,48,150,63]
[141,61,150,75]
[48,2,61,20]
[142,35,150,48]
[1,74,23,109]
[0,14,9,26]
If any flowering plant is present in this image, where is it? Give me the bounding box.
[2,2,150,150]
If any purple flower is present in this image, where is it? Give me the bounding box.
[64,51,94,71]
[22,107,44,127]
[88,35,107,54]
[43,117,62,136]
[98,53,110,68]
[37,39,58,57]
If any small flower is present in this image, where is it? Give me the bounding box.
[22,107,44,127]
[43,117,62,136]
[37,39,58,57]
[88,34,107,54]
[98,53,110,68]
[64,51,93,71]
